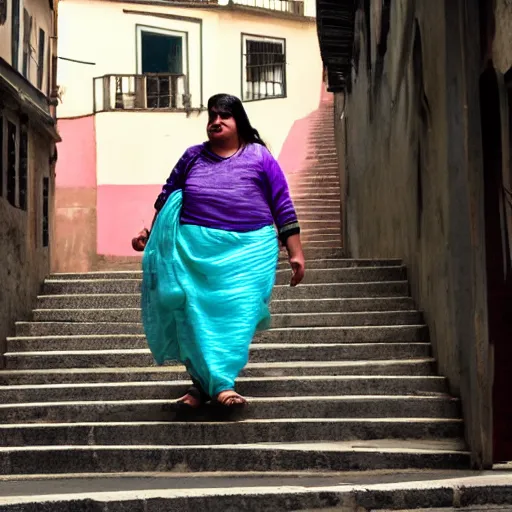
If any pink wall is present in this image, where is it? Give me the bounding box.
[54,116,98,272]
[97,185,160,257]
[58,84,333,262]
[56,116,97,188]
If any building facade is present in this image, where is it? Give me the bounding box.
[55,0,323,271]
[317,0,512,467]
[0,0,59,360]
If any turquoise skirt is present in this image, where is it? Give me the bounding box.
[141,190,278,397]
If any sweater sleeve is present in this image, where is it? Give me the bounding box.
[262,148,300,243]
[153,146,200,211]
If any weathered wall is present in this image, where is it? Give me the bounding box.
[0,125,54,364]
[53,116,97,272]
[337,0,493,466]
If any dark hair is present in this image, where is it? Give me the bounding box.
[207,93,266,147]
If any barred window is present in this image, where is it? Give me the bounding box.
[242,34,286,101]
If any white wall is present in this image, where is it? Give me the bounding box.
[58,0,323,185]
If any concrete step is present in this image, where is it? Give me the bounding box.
[3,473,508,512]
[293,201,342,208]
[0,442,470,475]
[289,175,340,182]
[294,208,341,214]
[0,395,461,423]
[92,249,350,273]
[301,240,340,247]
[298,234,341,243]
[0,376,449,403]
[28,310,423,328]
[296,213,341,221]
[45,266,407,288]
[277,259,402,269]
[290,171,339,178]
[296,236,341,244]
[0,359,437,384]
[294,228,341,237]
[4,343,432,368]
[282,220,342,230]
[278,247,343,258]
[0,418,464,447]
[35,296,414,313]
[15,320,427,338]
[306,158,339,164]
[289,192,340,200]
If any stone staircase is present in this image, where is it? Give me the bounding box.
[0,98,470,508]
[286,99,342,248]
[0,253,468,478]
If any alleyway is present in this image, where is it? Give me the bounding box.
[0,97,499,510]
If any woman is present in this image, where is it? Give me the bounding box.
[132,93,305,410]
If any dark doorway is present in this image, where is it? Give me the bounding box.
[480,66,512,463]
[141,31,182,74]
[140,31,183,109]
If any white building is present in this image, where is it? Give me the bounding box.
[55,0,324,271]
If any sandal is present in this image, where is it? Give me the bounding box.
[214,390,247,410]
[173,386,206,412]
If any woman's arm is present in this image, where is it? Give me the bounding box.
[132,147,199,252]
[262,150,305,286]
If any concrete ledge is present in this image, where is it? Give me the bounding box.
[1,471,511,511]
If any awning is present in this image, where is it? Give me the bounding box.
[316,0,356,92]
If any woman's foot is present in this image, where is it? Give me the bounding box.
[215,390,247,408]
[174,386,205,410]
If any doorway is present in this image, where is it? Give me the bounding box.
[480,66,512,463]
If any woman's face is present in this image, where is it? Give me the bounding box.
[207,107,238,143]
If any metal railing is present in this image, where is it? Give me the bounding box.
[163,0,304,14]
[232,0,304,15]
[93,74,191,112]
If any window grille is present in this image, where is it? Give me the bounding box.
[242,35,286,101]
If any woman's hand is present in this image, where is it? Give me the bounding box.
[285,233,305,287]
[132,228,149,252]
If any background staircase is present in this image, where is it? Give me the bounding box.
[0,98,469,508]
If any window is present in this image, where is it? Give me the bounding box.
[11,0,20,70]
[42,176,49,247]
[37,28,45,89]
[22,8,32,78]
[133,25,188,109]
[19,126,28,210]
[7,121,17,207]
[242,34,286,101]
[0,0,6,25]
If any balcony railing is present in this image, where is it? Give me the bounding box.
[163,0,305,16]
[231,0,304,15]
[93,74,191,113]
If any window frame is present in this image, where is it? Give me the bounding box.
[22,8,32,79]
[135,24,189,77]
[6,117,18,207]
[37,27,46,90]
[11,0,21,70]
[241,32,287,102]
[42,175,49,247]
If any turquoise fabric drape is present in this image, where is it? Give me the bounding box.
[142,190,278,397]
